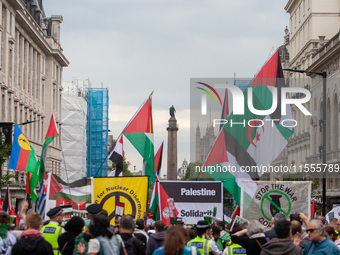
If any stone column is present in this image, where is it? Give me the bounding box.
[167,116,178,180]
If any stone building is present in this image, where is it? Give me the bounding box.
[273,0,340,208]
[283,0,340,168]
[196,124,215,163]
[306,31,340,206]
[0,0,68,199]
[177,158,188,179]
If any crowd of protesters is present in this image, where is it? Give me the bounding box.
[0,202,339,255]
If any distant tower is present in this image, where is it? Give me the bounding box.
[167,106,178,180]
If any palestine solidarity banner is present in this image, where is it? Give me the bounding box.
[159,181,223,225]
[45,174,92,222]
[93,176,148,225]
[241,181,311,227]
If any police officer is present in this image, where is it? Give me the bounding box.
[222,228,246,255]
[86,203,102,218]
[187,220,222,255]
[41,206,65,255]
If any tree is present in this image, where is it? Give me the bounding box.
[0,136,15,188]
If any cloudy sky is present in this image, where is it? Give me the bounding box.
[44,1,289,175]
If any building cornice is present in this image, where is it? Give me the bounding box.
[307,32,340,74]
[10,0,69,67]
[285,0,298,13]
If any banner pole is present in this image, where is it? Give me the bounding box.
[45,173,51,220]
[308,181,311,220]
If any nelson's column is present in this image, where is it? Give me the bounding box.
[167,105,178,180]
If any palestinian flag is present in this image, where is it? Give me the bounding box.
[40,114,59,181]
[149,142,164,220]
[123,95,155,186]
[45,174,92,222]
[158,182,179,226]
[109,134,123,176]
[203,50,294,210]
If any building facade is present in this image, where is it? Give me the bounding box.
[274,0,340,208]
[306,31,340,206]
[283,0,340,168]
[195,124,215,163]
[0,0,68,198]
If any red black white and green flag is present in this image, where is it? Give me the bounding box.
[203,50,294,210]
[26,114,58,202]
[109,134,123,176]
[39,114,59,181]
[122,95,155,186]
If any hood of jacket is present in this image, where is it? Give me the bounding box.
[19,230,45,252]
[150,231,166,241]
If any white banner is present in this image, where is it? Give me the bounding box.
[326,206,340,223]
[241,181,311,227]
[160,181,223,224]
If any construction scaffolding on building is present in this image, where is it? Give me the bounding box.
[61,79,89,182]
[87,88,109,177]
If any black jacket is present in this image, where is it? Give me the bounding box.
[12,235,53,255]
[120,232,146,255]
[231,234,267,255]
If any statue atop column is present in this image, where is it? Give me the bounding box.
[169,105,176,118]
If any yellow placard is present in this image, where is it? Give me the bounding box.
[93,176,148,225]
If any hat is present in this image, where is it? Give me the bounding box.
[86,204,102,215]
[175,217,184,225]
[47,206,63,218]
[196,220,210,229]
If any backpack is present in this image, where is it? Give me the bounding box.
[97,235,121,255]
[123,236,138,255]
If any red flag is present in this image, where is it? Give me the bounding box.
[311,200,316,219]
[231,206,240,219]
[26,172,31,194]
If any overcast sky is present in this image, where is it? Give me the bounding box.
[43,1,289,176]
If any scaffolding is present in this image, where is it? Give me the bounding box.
[61,79,89,182]
[87,88,109,177]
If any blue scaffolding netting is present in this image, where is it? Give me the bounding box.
[87,88,109,177]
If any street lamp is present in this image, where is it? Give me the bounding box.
[283,68,327,216]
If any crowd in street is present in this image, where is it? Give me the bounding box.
[0,202,339,255]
